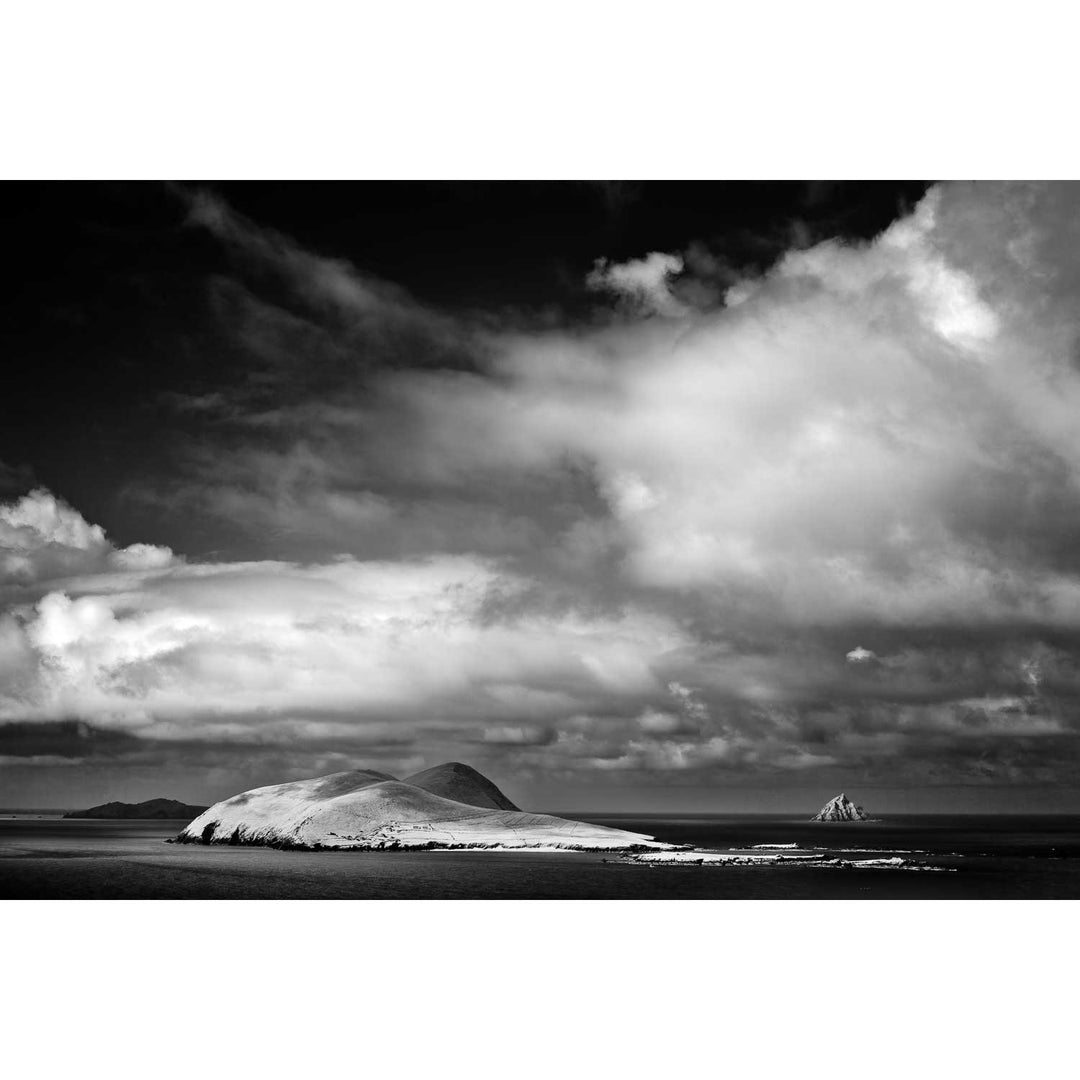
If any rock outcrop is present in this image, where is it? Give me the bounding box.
[628,851,948,871]
[175,764,672,851]
[65,798,207,820]
[812,793,869,821]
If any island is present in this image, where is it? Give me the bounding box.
[175,761,674,852]
[812,793,870,821]
[65,798,208,820]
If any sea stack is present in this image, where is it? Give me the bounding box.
[812,793,869,822]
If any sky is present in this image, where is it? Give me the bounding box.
[3,180,1080,813]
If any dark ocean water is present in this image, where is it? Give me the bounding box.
[2,812,1079,899]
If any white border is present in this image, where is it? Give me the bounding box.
[1,900,1075,1079]
[3,4,1078,1076]
[4,2,1079,179]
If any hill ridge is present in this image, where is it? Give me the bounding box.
[65,797,207,820]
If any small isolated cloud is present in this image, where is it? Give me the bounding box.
[480,725,554,747]
[637,709,686,735]
[846,646,877,663]
[586,252,686,316]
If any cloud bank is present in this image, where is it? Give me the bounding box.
[6,182,1080,804]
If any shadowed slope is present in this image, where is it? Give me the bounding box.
[404,762,519,810]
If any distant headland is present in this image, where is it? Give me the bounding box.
[64,798,208,820]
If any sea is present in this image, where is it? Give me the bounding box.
[2,812,1079,899]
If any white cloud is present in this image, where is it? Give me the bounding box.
[482,725,553,746]
[12,184,1080,789]
[0,489,175,585]
[0,511,688,741]
[778,188,1000,349]
[586,251,686,316]
[367,184,1080,631]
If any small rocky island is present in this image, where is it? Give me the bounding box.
[65,798,208,820]
[176,762,673,852]
[812,793,870,821]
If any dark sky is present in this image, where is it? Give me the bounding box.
[5,180,1080,813]
[1,181,928,547]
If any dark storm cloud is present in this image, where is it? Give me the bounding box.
[0,720,141,761]
[6,182,1080,801]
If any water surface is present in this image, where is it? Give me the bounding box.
[2,813,1078,899]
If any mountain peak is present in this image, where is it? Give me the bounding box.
[402,761,519,811]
